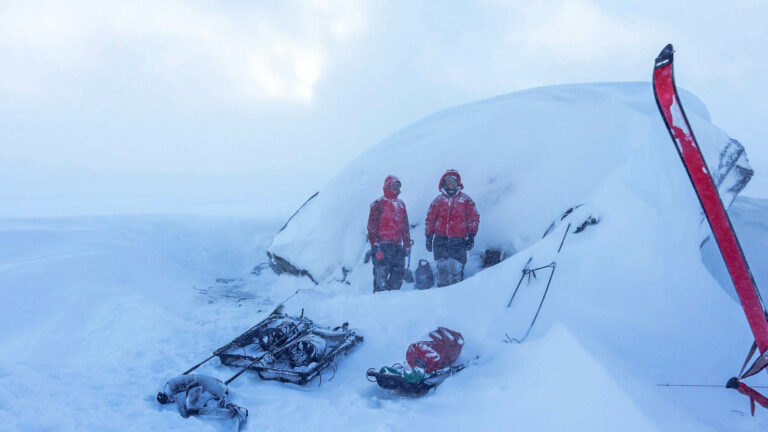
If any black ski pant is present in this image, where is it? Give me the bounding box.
[372,243,405,293]
[433,235,468,264]
[433,235,467,287]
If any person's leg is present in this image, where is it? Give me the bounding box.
[435,258,452,287]
[373,255,388,293]
[378,244,404,291]
[445,258,463,285]
[387,247,406,290]
[433,235,451,287]
[443,237,468,286]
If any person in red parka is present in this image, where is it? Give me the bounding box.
[425,169,480,287]
[368,175,412,293]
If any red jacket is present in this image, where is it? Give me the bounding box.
[425,170,480,238]
[368,175,411,248]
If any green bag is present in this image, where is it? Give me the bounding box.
[379,365,425,383]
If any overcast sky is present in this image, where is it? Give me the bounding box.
[1,0,766,217]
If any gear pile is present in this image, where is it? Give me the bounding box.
[157,308,363,427]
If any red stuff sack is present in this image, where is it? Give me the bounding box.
[405,327,464,373]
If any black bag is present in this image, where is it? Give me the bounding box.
[414,259,435,290]
[482,249,502,268]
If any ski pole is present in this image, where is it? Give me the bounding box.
[557,223,571,253]
[421,356,480,385]
[507,257,533,308]
[182,355,217,375]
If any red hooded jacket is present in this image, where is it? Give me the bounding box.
[425,169,480,238]
[368,175,411,249]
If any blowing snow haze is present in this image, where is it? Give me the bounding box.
[1,1,767,218]
[2,78,768,430]
[2,2,768,431]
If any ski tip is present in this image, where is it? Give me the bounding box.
[654,44,674,69]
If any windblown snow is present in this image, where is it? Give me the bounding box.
[1,82,766,431]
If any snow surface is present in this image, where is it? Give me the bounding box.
[2,83,768,431]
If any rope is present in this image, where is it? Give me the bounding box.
[505,262,557,344]
[657,383,768,389]
[505,221,571,342]
[739,341,758,379]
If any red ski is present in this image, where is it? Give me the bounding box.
[653,43,768,412]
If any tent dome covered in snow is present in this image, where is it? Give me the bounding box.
[266,82,752,286]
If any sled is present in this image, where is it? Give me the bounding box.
[366,327,470,396]
[366,358,476,396]
[216,319,363,385]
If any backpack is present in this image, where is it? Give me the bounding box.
[482,248,502,268]
[414,259,435,290]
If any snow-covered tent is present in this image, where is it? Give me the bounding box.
[267,82,752,287]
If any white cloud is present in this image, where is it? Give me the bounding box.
[518,0,645,60]
[498,0,661,64]
[0,0,368,104]
[1,0,767,199]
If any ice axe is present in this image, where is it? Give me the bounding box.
[404,240,415,283]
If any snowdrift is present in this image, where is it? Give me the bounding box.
[3,81,766,431]
[267,82,752,287]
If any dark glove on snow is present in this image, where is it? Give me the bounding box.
[726,377,740,389]
[426,234,434,252]
[465,234,475,250]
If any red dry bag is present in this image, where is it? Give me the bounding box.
[405,327,464,373]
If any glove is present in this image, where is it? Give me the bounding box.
[465,234,475,250]
[372,243,383,260]
[402,247,411,257]
[426,234,434,252]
